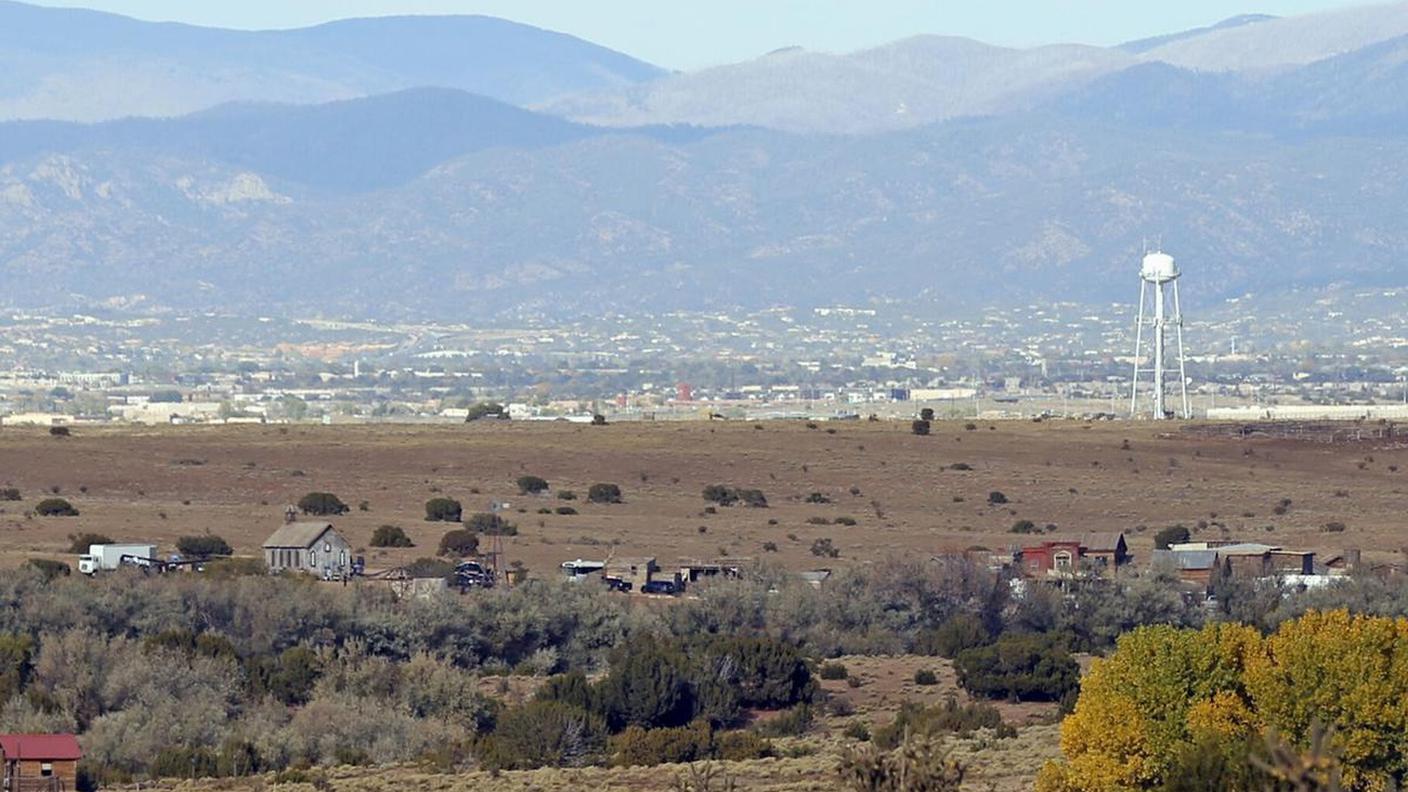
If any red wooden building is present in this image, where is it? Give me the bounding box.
[1,733,81,792]
[1019,533,1130,579]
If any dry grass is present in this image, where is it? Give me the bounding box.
[1,419,1404,574]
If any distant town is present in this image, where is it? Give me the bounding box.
[7,286,1408,426]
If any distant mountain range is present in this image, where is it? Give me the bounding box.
[0,1,664,121]
[3,1,1408,320]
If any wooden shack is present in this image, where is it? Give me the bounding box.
[1,733,81,792]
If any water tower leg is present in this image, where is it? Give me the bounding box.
[1130,279,1146,418]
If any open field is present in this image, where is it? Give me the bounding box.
[2,419,1407,574]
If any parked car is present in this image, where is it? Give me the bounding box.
[604,576,632,592]
[641,579,679,596]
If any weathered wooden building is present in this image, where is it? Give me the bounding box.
[262,521,353,579]
[1,733,81,792]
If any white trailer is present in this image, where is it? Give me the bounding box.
[78,543,159,575]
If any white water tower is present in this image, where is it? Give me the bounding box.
[1129,251,1190,420]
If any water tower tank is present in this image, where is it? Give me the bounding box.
[1140,252,1179,283]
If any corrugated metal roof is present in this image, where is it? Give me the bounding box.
[262,522,335,549]
[1216,543,1278,556]
[1152,548,1218,570]
[0,733,82,760]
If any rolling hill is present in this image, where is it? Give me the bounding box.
[0,0,664,121]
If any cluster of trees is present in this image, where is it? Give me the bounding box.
[0,568,640,781]
[8,547,1386,783]
[480,634,812,770]
[1038,610,1408,791]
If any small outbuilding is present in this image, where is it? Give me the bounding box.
[1,732,82,792]
[262,520,353,579]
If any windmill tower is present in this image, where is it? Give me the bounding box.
[1129,251,1190,419]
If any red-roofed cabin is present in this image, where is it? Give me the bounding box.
[1,733,81,792]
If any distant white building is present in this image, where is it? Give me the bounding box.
[1207,404,1408,421]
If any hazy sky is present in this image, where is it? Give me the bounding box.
[36,0,1373,69]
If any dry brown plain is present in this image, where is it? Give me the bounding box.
[10,418,1397,790]
[2,419,1406,573]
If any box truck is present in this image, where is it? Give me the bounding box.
[78,543,159,575]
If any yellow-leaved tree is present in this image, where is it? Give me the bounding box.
[1243,610,1408,791]
[1039,611,1408,792]
[1037,622,1262,792]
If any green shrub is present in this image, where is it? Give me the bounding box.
[835,516,858,527]
[0,488,19,501]
[873,695,1003,750]
[718,636,815,710]
[954,633,1079,702]
[27,558,70,580]
[595,637,694,731]
[1154,524,1191,549]
[176,535,233,557]
[66,531,113,552]
[437,529,479,558]
[297,492,349,516]
[424,497,463,522]
[715,730,773,761]
[987,491,1008,505]
[588,483,623,504]
[912,419,931,436]
[810,538,839,558]
[466,512,517,535]
[702,485,766,507]
[1010,520,1039,534]
[557,490,577,500]
[913,668,938,686]
[477,700,607,770]
[404,558,455,579]
[819,662,849,681]
[247,646,322,706]
[35,498,78,517]
[370,524,414,548]
[843,720,871,742]
[914,613,992,659]
[204,557,266,578]
[517,476,550,495]
[839,731,966,791]
[611,720,714,767]
[536,670,597,712]
[755,703,813,737]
